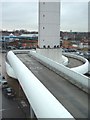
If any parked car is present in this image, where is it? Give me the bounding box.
[3,87,16,98]
[0,76,8,89]
[79,52,84,56]
[63,48,69,52]
[7,46,16,50]
[76,51,81,55]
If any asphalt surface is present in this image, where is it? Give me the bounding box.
[67,57,84,68]
[17,53,89,119]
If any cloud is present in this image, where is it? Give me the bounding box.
[61,2,88,31]
[1,1,88,32]
[2,2,38,30]
[1,0,37,3]
[1,0,90,2]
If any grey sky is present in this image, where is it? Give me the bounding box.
[0,0,89,32]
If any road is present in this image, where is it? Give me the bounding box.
[17,53,88,119]
[67,57,84,68]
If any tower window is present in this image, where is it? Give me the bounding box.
[43,2,45,4]
[43,45,46,48]
[43,27,45,29]
[54,45,56,48]
[47,45,50,48]
[57,45,59,48]
[43,14,45,17]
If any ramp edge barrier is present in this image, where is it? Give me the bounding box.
[29,50,90,94]
[5,62,17,79]
[6,51,74,118]
[63,53,89,74]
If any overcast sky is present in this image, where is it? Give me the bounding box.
[0,0,89,32]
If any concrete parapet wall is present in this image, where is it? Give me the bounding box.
[89,63,90,72]
[29,51,90,93]
[62,55,68,65]
[63,53,89,74]
[12,50,30,54]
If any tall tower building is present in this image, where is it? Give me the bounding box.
[38,1,60,48]
[37,1,63,63]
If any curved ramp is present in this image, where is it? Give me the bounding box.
[6,51,73,118]
[29,50,89,93]
[63,53,89,74]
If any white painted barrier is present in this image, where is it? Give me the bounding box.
[62,55,69,65]
[12,49,30,54]
[89,62,90,72]
[29,50,90,93]
[63,53,89,74]
[5,62,17,79]
[5,50,32,79]
[7,51,74,118]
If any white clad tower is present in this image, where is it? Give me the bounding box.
[38,1,60,48]
[37,1,63,63]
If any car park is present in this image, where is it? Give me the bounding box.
[6,46,16,50]
[63,48,69,52]
[19,46,24,49]
[76,51,81,55]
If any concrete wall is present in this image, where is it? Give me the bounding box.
[63,53,89,74]
[89,62,90,72]
[12,50,30,54]
[36,48,63,63]
[29,50,90,93]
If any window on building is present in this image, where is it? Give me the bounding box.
[57,45,59,48]
[43,2,45,4]
[54,45,56,48]
[47,45,50,48]
[43,45,46,48]
[43,14,45,17]
[43,27,45,29]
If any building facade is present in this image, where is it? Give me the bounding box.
[38,1,60,48]
[37,1,63,64]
